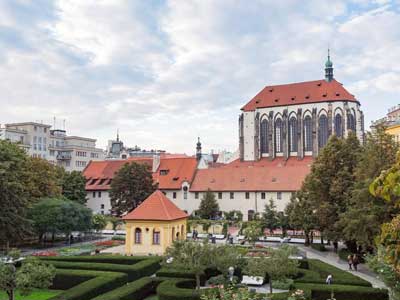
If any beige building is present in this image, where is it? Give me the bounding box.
[0,122,104,171]
[123,190,188,255]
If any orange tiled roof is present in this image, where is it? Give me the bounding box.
[122,190,188,221]
[242,79,357,111]
[154,157,198,190]
[190,157,313,192]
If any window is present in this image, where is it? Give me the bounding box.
[218,192,222,199]
[347,113,356,131]
[248,210,255,221]
[277,192,282,200]
[275,118,283,153]
[50,150,55,156]
[160,170,169,175]
[304,116,312,151]
[153,229,161,245]
[183,186,188,200]
[135,228,142,244]
[92,191,95,197]
[318,115,329,149]
[260,119,269,153]
[334,114,343,137]
[34,126,37,131]
[261,192,266,199]
[98,191,101,197]
[101,204,104,209]
[173,192,177,199]
[43,138,47,151]
[288,117,298,152]
[230,192,234,199]
[245,192,250,199]
[101,210,104,215]
[44,128,47,133]
[195,192,199,199]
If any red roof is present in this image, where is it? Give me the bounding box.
[241,79,357,111]
[122,190,188,221]
[154,157,198,190]
[83,156,198,191]
[190,157,313,192]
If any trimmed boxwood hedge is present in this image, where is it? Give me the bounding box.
[157,278,200,300]
[41,255,157,265]
[91,277,165,300]
[49,269,128,300]
[156,268,207,285]
[295,283,388,300]
[43,256,161,281]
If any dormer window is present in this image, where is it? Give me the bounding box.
[98,178,107,185]
[173,176,179,181]
[160,169,169,176]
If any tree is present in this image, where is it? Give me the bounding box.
[92,214,107,233]
[26,157,62,201]
[212,246,246,278]
[198,189,220,219]
[0,249,56,300]
[245,245,298,295]
[0,141,32,246]
[378,215,400,271]
[106,215,123,235]
[262,199,279,234]
[61,170,87,204]
[243,221,262,245]
[110,162,157,216]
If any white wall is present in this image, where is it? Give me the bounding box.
[86,191,111,215]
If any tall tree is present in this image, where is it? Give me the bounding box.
[197,189,220,219]
[262,199,279,234]
[61,170,87,204]
[92,214,107,233]
[110,162,157,216]
[0,141,31,246]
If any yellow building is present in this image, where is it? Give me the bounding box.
[123,190,188,255]
[385,123,400,143]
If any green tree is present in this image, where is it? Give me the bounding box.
[245,245,298,295]
[262,199,279,234]
[110,162,157,216]
[213,246,246,278]
[0,250,56,300]
[61,170,87,204]
[92,214,107,233]
[106,215,123,235]
[198,189,220,219]
[0,141,31,246]
[243,221,262,245]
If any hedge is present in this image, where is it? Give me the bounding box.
[306,259,371,287]
[43,256,161,281]
[41,255,153,265]
[91,277,165,300]
[156,267,207,286]
[295,283,388,300]
[49,269,128,300]
[157,278,200,300]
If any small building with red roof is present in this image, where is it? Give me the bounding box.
[123,190,188,255]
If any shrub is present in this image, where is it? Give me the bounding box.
[272,278,294,290]
[207,275,239,286]
[112,235,126,241]
[156,267,207,285]
[157,278,200,300]
[295,283,388,300]
[310,243,327,252]
[91,277,164,300]
[49,269,128,300]
[297,259,309,270]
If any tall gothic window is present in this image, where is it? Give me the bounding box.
[318,114,329,149]
[275,118,283,153]
[134,228,142,244]
[260,119,269,154]
[304,116,312,151]
[347,113,356,132]
[334,114,343,137]
[288,117,298,152]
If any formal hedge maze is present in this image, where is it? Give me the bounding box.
[40,256,388,300]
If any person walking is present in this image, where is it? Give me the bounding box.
[326,274,333,285]
[353,254,359,271]
[347,254,353,270]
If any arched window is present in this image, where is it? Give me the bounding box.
[183,186,188,200]
[318,115,329,149]
[153,229,160,245]
[347,113,356,131]
[248,210,255,221]
[289,117,298,152]
[134,228,142,244]
[275,118,283,153]
[260,119,269,154]
[334,114,343,137]
[304,116,312,151]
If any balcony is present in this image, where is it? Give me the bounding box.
[56,153,72,160]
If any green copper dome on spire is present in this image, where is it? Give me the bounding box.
[325,48,333,67]
[325,48,334,82]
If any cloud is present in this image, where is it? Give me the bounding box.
[0,0,400,153]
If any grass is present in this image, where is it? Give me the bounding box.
[0,289,62,300]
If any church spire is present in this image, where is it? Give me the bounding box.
[325,48,334,82]
[196,137,202,161]
[116,129,120,142]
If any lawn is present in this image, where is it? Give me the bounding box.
[0,289,62,300]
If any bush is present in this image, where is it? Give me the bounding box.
[297,259,309,270]
[156,267,207,285]
[207,275,239,286]
[157,278,200,300]
[42,255,162,281]
[295,283,388,300]
[49,269,128,300]
[310,243,327,252]
[112,235,126,241]
[91,277,164,300]
[272,278,294,290]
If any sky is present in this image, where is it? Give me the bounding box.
[1,0,400,154]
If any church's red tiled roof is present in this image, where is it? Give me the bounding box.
[122,190,188,221]
[190,157,313,192]
[241,79,357,111]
